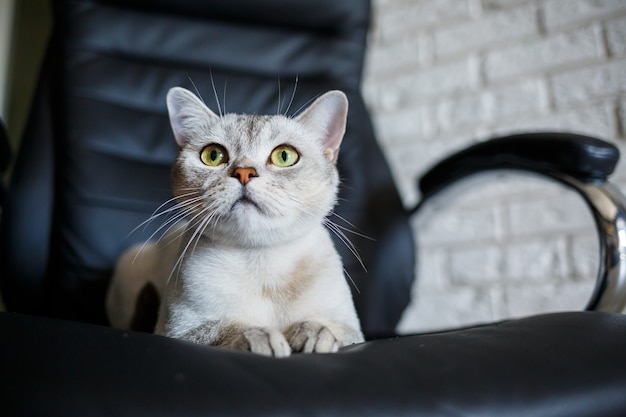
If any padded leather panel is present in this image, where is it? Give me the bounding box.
[2,311,626,416]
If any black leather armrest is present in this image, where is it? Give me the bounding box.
[2,312,626,416]
[418,133,620,201]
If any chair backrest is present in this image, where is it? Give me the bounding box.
[0,0,415,336]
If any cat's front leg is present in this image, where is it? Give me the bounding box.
[180,321,292,358]
[284,321,363,354]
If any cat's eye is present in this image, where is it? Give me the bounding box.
[270,145,299,167]
[200,144,228,166]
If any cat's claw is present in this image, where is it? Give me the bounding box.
[285,321,340,354]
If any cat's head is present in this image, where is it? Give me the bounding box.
[166,86,348,247]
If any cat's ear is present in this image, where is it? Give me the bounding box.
[296,90,348,164]
[166,87,219,147]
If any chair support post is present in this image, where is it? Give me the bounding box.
[559,176,626,313]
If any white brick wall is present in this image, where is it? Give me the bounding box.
[362,0,626,333]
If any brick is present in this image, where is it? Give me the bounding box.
[396,286,498,332]
[383,143,435,207]
[418,203,499,245]
[551,59,626,107]
[609,164,626,184]
[423,172,564,209]
[381,60,474,109]
[362,80,405,112]
[543,0,626,31]
[434,4,538,58]
[370,103,436,145]
[611,162,626,184]
[450,245,503,284]
[413,168,498,211]
[487,78,547,120]
[482,0,530,10]
[386,137,469,205]
[507,193,597,237]
[437,94,487,131]
[377,0,471,40]
[364,34,423,77]
[411,79,545,135]
[503,281,594,317]
[484,26,602,83]
[503,238,568,281]
[569,234,600,280]
[364,61,473,115]
[416,79,552,137]
[606,17,626,57]
[415,248,449,291]
[488,102,615,139]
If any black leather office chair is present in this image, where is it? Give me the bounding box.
[1,1,626,416]
[0,119,9,213]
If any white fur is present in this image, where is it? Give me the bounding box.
[154,223,362,337]
[106,88,364,357]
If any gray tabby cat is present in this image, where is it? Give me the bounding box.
[106,87,364,357]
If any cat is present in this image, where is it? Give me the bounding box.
[106,86,364,357]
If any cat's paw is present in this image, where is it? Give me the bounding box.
[218,326,292,358]
[284,321,340,354]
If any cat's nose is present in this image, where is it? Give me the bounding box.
[232,167,258,185]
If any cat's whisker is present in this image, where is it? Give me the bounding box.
[167,198,221,252]
[132,203,200,264]
[155,193,204,217]
[125,192,201,239]
[184,206,216,236]
[168,205,217,286]
[187,208,219,259]
[129,207,199,264]
[290,92,322,118]
[207,208,226,235]
[277,76,281,115]
[151,202,203,246]
[282,193,367,273]
[167,213,206,286]
[188,77,206,105]
[130,194,209,263]
[284,75,299,117]
[170,202,220,248]
[316,211,365,293]
[329,212,375,241]
[222,78,228,115]
[324,219,367,273]
[209,68,223,117]
[176,187,205,192]
[329,221,374,241]
[343,268,360,294]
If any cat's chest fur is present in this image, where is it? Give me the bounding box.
[160,223,347,336]
[183,225,337,302]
